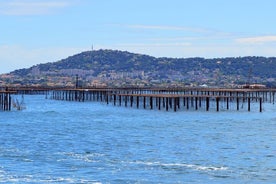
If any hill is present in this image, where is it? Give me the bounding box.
[1,49,276,87]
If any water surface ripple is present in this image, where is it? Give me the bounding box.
[0,95,275,183]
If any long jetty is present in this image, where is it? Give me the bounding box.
[49,87,276,112]
[2,87,275,112]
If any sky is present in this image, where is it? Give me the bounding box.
[1,0,276,74]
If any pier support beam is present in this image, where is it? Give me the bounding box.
[136,96,139,108]
[216,97,220,112]
[143,96,146,109]
[260,97,262,112]
[166,97,169,111]
[174,97,177,112]
[150,97,153,109]
[248,97,250,111]
[195,97,198,110]
[206,97,209,111]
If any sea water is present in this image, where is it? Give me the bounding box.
[0,95,275,183]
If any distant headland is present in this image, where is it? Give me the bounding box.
[1,49,275,88]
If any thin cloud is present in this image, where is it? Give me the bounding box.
[236,35,276,44]
[127,24,211,34]
[116,42,192,48]
[0,0,71,15]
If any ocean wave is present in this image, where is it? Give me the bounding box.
[43,110,61,115]
[0,173,102,183]
[128,161,228,171]
[1,157,102,183]
[0,167,6,176]
[57,151,104,163]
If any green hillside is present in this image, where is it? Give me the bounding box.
[2,49,276,87]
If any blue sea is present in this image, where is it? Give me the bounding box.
[0,95,275,183]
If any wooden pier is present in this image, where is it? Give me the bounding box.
[50,87,276,112]
[2,86,275,112]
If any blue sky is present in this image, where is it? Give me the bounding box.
[1,0,276,73]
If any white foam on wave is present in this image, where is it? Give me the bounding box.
[182,164,228,171]
[57,151,104,163]
[129,161,228,171]
[0,174,102,184]
[0,163,102,183]
[0,169,6,178]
